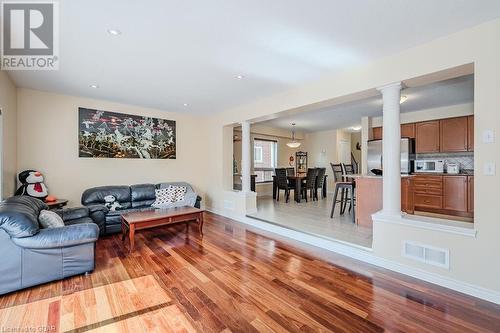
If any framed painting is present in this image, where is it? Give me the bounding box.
[78,107,176,159]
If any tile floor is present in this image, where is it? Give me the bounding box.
[248,195,373,248]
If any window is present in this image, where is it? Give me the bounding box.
[0,109,2,201]
[254,146,263,163]
[253,139,277,183]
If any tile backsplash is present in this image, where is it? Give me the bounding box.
[416,152,474,171]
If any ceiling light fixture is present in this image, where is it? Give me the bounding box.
[400,95,408,104]
[236,75,244,79]
[286,123,301,148]
[107,28,122,36]
[350,125,362,131]
[183,103,188,107]
[89,84,99,89]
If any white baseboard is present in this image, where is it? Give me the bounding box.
[205,207,500,305]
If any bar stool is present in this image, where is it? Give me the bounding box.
[341,163,356,214]
[330,163,355,219]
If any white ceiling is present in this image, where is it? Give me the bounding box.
[260,75,474,132]
[6,1,500,114]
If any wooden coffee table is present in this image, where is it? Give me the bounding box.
[121,206,204,252]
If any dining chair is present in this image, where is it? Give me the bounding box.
[314,167,327,200]
[330,163,354,219]
[286,167,296,188]
[275,168,292,203]
[301,168,318,202]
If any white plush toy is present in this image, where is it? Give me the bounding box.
[104,195,122,211]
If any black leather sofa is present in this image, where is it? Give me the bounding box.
[81,182,201,235]
[0,196,99,295]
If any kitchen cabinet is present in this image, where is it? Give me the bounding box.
[440,117,468,152]
[401,123,416,139]
[443,176,468,211]
[372,124,415,140]
[416,121,440,153]
[468,176,474,213]
[401,177,415,214]
[467,116,474,151]
[414,175,443,210]
[372,127,382,140]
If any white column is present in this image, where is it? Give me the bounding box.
[361,116,370,175]
[377,82,402,215]
[241,121,251,193]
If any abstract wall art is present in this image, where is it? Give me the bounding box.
[78,107,176,159]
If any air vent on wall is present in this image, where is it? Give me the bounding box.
[403,241,449,269]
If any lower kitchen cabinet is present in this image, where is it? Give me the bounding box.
[413,174,473,219]
[443,176,468,211]
[468,176,474,213]
[401,177,415,214]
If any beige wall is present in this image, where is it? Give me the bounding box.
[303,129,337,190]
[0,72,17,198]
[204,19,500,294]
[16,89,210,206]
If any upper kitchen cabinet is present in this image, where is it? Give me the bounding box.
[401,123,416,138]
[372,123,415,140]
[416,120,440,153]
[467,115,474,151]
[440,117,468,152]
[372,127,383,140]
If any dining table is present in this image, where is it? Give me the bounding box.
[272,174,327,203]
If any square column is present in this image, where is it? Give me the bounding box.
[241,121,251,193]
[377,82,402,215]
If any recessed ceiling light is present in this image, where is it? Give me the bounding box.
[400,95,408,104]
[183,103,188,107]
[107,29,121,36]
[89,84,99,89]
[236,75,244,79]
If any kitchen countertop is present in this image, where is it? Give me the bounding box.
[347,174,415,179]
[413,170,474,176]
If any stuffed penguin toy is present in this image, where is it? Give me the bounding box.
[104,195,123,211]
[15,170,49,200]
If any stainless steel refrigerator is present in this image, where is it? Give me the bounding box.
[367,138,415,175]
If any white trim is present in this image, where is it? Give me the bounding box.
[372,211,477,237]
[205,207,500,305]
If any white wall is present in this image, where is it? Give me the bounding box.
[0,72,17,199]
[204,19,500,296]
[16,89,210,205]
[371,102,474,127]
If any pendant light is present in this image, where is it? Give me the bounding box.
[286,123,301,148]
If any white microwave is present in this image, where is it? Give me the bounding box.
[415,159,444,173]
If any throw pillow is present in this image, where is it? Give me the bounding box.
[169,185,187,202]
[152,188,176,208]
[38,210,65,229]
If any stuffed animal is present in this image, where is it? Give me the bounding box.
[15,170,49,200]
[104,195,122,211]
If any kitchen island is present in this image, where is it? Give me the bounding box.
[348,174,415,227]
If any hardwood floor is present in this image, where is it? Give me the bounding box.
[1,212,500,332]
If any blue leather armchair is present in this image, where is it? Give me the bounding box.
[0,196,99,295]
